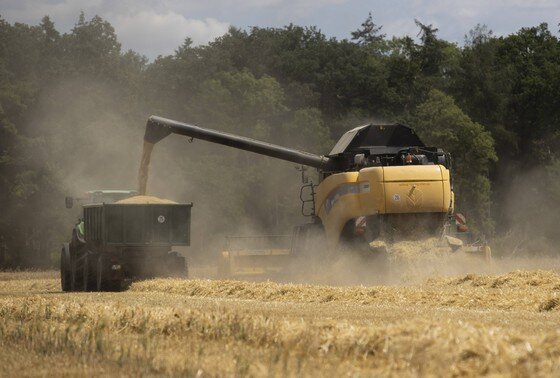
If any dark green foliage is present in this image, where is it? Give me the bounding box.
[407,89,497,233]
[351,12,386,54]
[0,13,559,266]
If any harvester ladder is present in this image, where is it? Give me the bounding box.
[300,183,316,217]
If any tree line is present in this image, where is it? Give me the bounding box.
[1,12,559,266]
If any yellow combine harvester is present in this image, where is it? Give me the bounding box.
[142,116,490,277]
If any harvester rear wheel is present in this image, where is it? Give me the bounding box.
[96,255,122,292]
[60,244,71,292]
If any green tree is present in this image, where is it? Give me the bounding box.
[351,12,386,53]
[63,13,122,78]
[408,89,497,233]
[414,20,445,76]
[498,23,560,151]
[451,24,515,155]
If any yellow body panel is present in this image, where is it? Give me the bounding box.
[315,165,452,248]
[383,165,447,213]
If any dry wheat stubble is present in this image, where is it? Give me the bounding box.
[0,269,559,376]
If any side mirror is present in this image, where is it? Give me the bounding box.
[65,197,74,209]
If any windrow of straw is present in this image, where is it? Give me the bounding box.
[131,270,560,312]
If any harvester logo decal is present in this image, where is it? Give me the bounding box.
[406,185,423,208]
[157,215,166,223]
[324,183,361,214]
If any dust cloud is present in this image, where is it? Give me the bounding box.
[495,165,560,256]
[31,78,144,195]
[31,76,312,264]
[208,231,560,287]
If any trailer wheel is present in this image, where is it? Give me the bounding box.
[83,253,97,292]
[96,255,122,292]
[60,244,71,292]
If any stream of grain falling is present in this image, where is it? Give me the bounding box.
[137,141,154,195]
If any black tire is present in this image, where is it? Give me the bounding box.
[83,253,97,292]
[70,253,85,292]
[60,244,71,292]
[96,255,122,292]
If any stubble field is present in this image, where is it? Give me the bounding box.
[1,262,560,377]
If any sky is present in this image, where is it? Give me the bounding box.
[2,0,560,59]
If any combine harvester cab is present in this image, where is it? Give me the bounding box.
[61,190,192,292]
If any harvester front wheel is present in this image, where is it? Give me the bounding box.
[96,255,122,292]
[60,244,71,292]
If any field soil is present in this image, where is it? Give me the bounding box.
[1,264,560,377]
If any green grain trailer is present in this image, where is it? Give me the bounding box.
[61,202,192,292]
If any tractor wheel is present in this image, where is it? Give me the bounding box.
[83,253,97,292]
[96,255,122,292]
[60,244,71,292]
[70,252,85,292]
